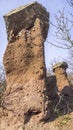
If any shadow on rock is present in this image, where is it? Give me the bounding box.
[43,85,73,124]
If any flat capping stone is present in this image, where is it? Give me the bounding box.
[3,1,49,41]
[4,1,37,17]
[53,62,68,72]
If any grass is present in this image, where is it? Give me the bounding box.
[55,114,71,127]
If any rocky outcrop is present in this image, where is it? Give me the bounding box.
[46,75,58,99]
[53,62,70,93]
[0,2,50,130]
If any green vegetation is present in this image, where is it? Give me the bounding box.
[55,114,71,127]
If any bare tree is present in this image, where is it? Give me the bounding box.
[47,0,73,73]
[67,0,73,7]
[47,9,73,49]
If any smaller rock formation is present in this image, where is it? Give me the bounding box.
[52,62,73,115]
[53,62,70,93]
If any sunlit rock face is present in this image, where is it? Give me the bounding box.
[0,2,50,130]
[53,62,70,93]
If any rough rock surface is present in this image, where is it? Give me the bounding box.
[53,62,70,93]
[0,2,50,130]
[46,75,58,99]
[4,1,49,41]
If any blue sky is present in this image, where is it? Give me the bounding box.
[0,0,72,69]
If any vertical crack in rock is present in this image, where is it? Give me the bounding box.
[0,2,50,130]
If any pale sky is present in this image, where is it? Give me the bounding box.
[0,0,72,69]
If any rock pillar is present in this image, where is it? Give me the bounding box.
[0,2,50,130]
[53,62,70,92]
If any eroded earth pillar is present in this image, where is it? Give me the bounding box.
[0,2,50,130]
[53,62,70,92]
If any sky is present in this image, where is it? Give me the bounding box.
[0,0,72,70]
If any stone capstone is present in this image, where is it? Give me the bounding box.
[53,62,68,72]
[4,1,49,42]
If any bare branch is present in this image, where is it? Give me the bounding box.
[47,40,72,49]
[49,9,73,49]
[67,0,73,7]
